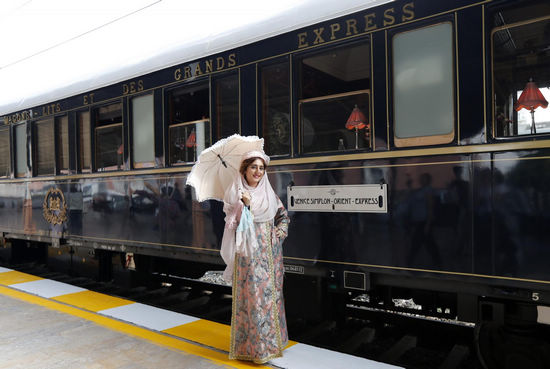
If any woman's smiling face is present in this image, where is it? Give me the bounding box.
[244,158,265,187]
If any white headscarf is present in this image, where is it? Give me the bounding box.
[219,151,279,282]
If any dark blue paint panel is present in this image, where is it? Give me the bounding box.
[457,7,485,144]
[280,155,476,275]
[492,150,550,281]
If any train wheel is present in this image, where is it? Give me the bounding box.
[475,321,549,369]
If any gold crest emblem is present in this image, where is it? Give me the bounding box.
[43,187,68,225]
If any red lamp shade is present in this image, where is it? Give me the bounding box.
[186,129,196,148]
[346,105,367,130]
[117,144,123,155]
[515,80,548,112]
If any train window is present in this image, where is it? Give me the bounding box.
[0,128,9,177]
[214,72,240,139]
[34,118,55,176]
[56,115,69,174]
[166,82,210,165]
[298,42,371,154]
[94,103,122,171]
[260,61,290,156]
[392,22,455,147]
[77,110,92,173]
[14,123,27,177]
[131,94,155,168]
[492,12,550,137]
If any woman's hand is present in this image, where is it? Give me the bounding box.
[241,191,251,207]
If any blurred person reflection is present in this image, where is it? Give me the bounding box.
[407,173,441,267]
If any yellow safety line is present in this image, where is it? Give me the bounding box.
[52,290,134,312]
[164,319,298,352]
[0,271,43,285]
[0,285,269,369]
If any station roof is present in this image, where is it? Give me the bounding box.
[0,0,391,116]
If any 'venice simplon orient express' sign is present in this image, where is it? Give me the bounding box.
[287,184,388,213]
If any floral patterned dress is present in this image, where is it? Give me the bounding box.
[229,200,289,364]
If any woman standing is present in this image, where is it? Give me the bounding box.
[220,150,289,364]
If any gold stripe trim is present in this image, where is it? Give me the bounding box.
[455,13,460,144]
[385,29,390,150]
[482,5,487,143]
[491,14,550,33]
[94,122,122,131]
[169,119,209,128]
[290,54,295,157]
[370,38,375,151]
[255,64,259,136]
[271,155,550,174]
[69,234,220,253]
[270,139,550,167]
[298,90,370,104]
[2,139,550,183]
[283,256,550,286]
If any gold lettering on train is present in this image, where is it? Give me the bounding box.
[228,53,236,67]
[123,80,144,95]
[313,27,325,45]
[383,8,395,26]
[184,66,192,79]
[346,19,358,36]
[364,13,377,31]
[173,54,238,82]
[402,2,415,21]
[4,110,32,124]
[296,2,415,48]
[330,23,341,40]
[42,103,61,116]
[194,63,203,76]
[205,59,213,73]
[216,57,225,70]
[83,93,95,105]
[298,32,308,48]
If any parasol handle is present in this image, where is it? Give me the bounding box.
[217,154,228,168]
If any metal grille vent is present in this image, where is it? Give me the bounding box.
[344,271,366,290]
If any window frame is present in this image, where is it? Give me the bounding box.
[0,126,11,178]
[92,102,123,172]
[389,19,457,148]
[168,118,210,165]
[258,57,292,158]
[212,70,241,141]
[294,39,373,156]
[55,114,70,175]
[14,122,28,178]
[130,92,156,169]
[298,90,371,155]
[491,14,550,139]
[33,117,56,176]
[76,108,92,173]
[164,79,212,167]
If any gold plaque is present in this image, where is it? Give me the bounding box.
[43,187,68,225]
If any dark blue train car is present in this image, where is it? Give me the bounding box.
[1,0,549,367]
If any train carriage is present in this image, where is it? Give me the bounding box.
[1,0,549,367]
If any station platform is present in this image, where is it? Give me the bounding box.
[0,267,401,369]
